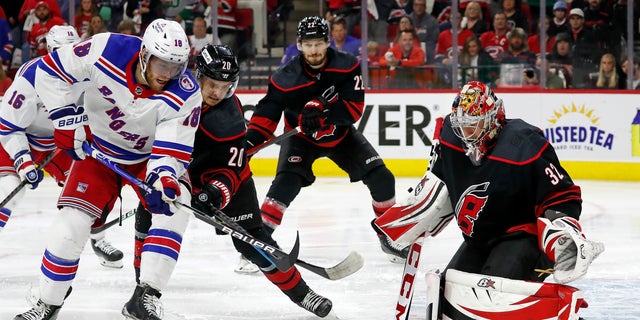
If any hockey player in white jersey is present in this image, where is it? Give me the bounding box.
[0,25,124,268]
[14,19,202,320]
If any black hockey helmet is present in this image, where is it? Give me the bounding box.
[196,44,239,98]
[195,44,240,82]
[296,16,329,42]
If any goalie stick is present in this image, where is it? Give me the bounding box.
[394,117,443,320]
[0,149,61,208]
[82,142,298,272]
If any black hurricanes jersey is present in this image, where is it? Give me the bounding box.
[247,47,365,147]
[432,115,582,246]
[189,95,250,195]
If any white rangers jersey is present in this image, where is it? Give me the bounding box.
[0,57,86,158]
[35,33,202,178]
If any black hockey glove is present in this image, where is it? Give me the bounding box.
[298,86,337,134]
[193,184,223,217]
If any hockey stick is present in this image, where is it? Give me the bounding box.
[0,149,61,208]
[395,117,444,320]
[82,143,298,272]
[90,207,138,234]
[247,126,300,156]
[296,251,364,280]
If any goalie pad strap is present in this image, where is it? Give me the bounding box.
[375,171,454,245]
[442,269,586,320]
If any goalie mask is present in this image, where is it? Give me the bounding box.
[195,44,239,99]
[451,81,505,166]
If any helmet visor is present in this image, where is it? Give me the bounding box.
[148,56,186,79]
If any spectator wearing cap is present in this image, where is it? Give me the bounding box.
[28,1,67,58]
[545,32,574,87]
[495,27,536,68]
[549,1,569,36]
[18,0,62,24]
[567,8,602,88]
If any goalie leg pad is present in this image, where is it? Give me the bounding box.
[442,269,587,320]
[538,217,605,284]
[375,171,454,246]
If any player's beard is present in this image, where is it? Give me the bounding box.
[304,52,327,69]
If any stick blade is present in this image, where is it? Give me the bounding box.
[324,251,364,280]
[271,231,300,272]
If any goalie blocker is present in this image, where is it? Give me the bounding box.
[425,269,588,320]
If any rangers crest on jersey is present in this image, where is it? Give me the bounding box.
[179,74,197,92]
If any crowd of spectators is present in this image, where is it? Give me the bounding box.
[1,0,640,91]
[1,0,282,91]
[313,0,640,90]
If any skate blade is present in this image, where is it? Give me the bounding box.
[234,263,260,274]
[100,259,124,269]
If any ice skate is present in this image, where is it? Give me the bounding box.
[122,283,163,320]
[235,254,259,274]
[91,237,124,268]
[371,220,409,263]
[296,289,332,318]
[14,300,61,320]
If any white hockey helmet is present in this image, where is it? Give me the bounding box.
[139,19,190,79]
[45,25,80,52]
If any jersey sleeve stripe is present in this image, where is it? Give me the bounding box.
[41,53,77,85]
[27,135,55,150]
[0,118,25,133]
[345,100,364,121]
[149,95,181,112]
[95,58,128,87]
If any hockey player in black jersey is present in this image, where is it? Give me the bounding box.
[133,44,333,318]
[245,16,404,262]
[375,81,604,319]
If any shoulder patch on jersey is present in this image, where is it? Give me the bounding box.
[179,74,197,92]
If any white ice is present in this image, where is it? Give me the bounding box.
[1,177,639,319]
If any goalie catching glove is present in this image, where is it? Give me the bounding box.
[538,212,605,284]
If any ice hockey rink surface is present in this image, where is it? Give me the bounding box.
[1,176,639,319]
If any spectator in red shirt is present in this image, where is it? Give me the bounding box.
[28,1,67,58]
[480,11,510,59]
[74,0,99,36]
[19,0,63,24]
[435,12,474,65]
[380,30,426,68]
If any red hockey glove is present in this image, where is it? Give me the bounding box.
[13,150,44,189]
[144,170,181,216]
[54,126,90,160]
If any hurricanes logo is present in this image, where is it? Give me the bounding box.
[477,278,496,289]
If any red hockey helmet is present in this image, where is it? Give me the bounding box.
[451,81,505,165]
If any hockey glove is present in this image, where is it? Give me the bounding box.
[193,182,230,215]
[54,126,90,160]
[13,150,44,189]
[144,170,181,216]
[538,216,605,284]
[298,86,337,134]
